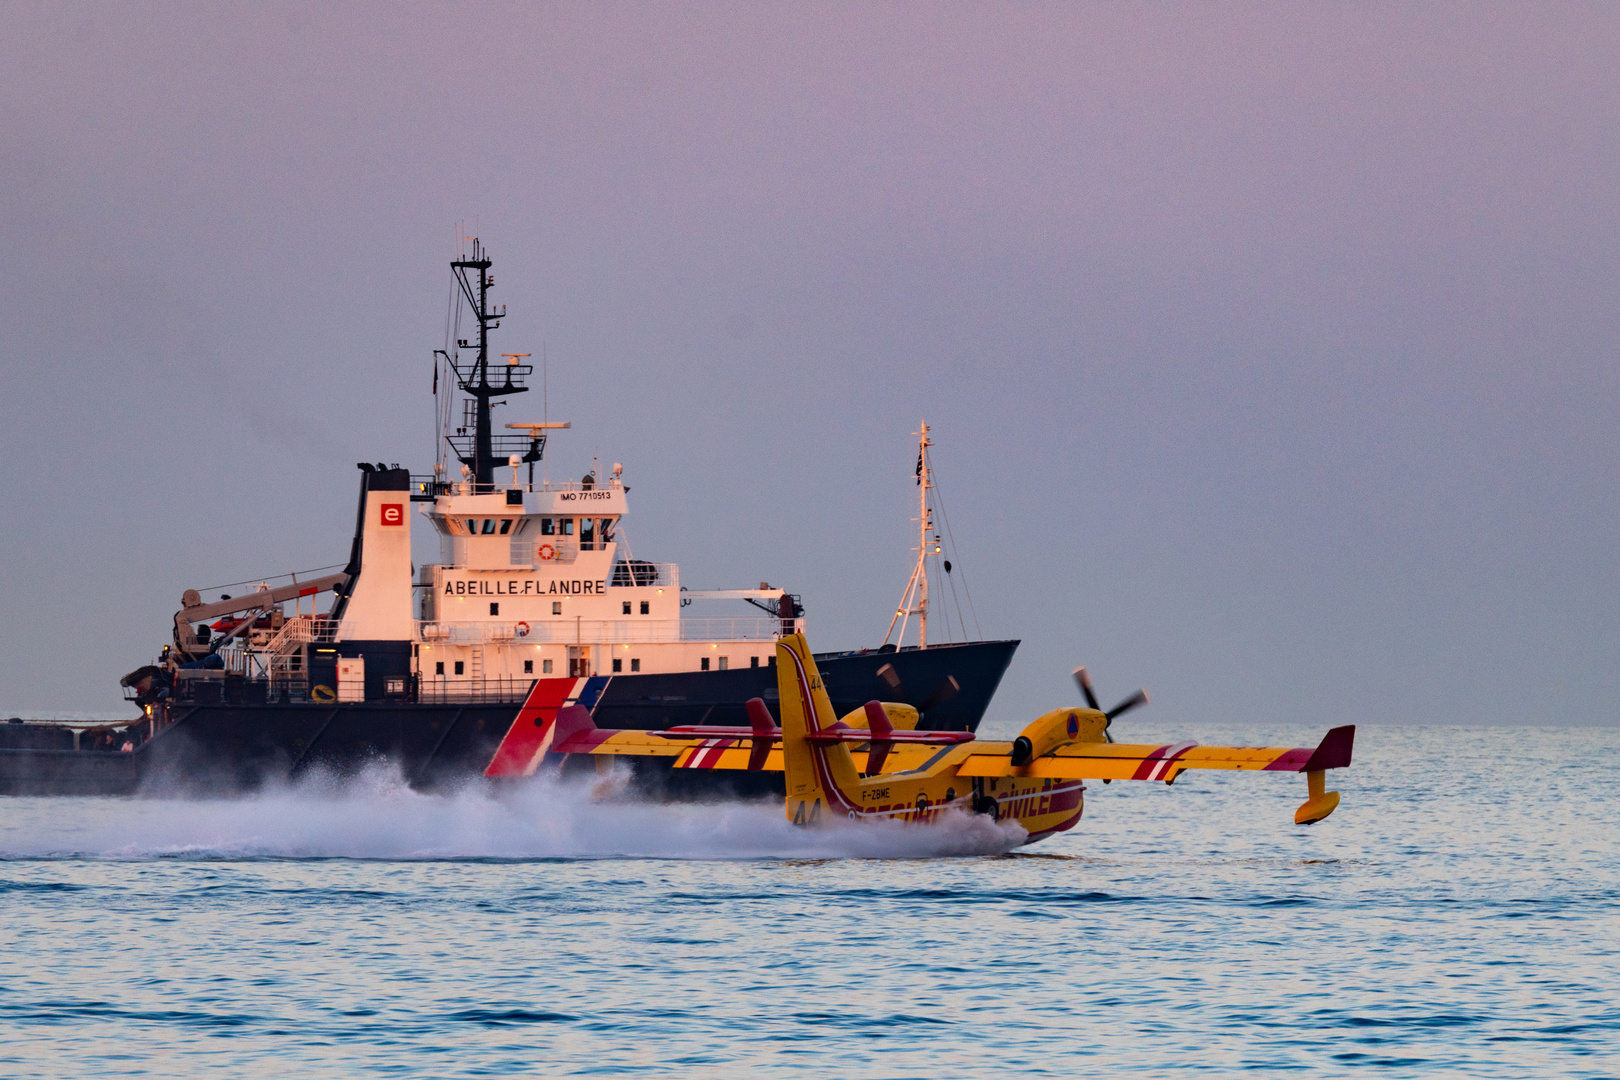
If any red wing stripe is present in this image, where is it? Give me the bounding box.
[1128,745,1170,781]
[675,738,737,770]
[1133,741,1198,781]
[1263,748,1314,772]
[696,739,736,769]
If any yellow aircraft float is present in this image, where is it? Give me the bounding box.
[529,633,1354,844]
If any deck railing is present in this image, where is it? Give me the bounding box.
[415,616,801,645]
[608,560,674,587]
[414,678,534,704]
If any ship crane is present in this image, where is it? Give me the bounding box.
[170,573,349,659]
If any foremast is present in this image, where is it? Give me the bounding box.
[886,421,936,649]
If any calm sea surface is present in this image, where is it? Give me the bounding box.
[0,724,1615,1077]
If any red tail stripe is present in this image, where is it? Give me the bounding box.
[483,678,586,777]
[787,646,862,816]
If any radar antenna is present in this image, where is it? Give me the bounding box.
[439,239,542,490]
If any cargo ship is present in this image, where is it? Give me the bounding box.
[0,240,1016,795]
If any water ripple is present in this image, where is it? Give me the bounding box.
[0,725,1614,1076]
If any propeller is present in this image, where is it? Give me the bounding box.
[1073,667,1149,742]
[873,663,963,728]
[919,675,960,714]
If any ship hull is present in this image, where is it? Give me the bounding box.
[0,640,1016,796]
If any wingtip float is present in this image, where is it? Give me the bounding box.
[521,632,1354,846]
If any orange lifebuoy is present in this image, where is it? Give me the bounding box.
[537,543,556,561]
[515,621,530,637]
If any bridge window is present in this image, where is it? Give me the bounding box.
[466,519,477,533]
[499,519,513,535]
[481,519,497,535]
[540,517,555,536]
[560,518,574,536]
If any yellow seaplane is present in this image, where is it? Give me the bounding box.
[532,634,1354,844]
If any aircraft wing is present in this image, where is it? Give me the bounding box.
[955,725,1355,782]
[553,725,949,775]
[553,727,696,759]
[658,740,952,773]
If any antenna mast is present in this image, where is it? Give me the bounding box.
[884,421,934,649]
[441,239,544,490]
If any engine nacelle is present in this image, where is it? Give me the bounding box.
[1010,708,1109,766]
[835,702,920,731]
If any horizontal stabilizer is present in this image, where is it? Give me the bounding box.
[651,724,971,748]
[803,728,975,746]
[657,726,779,741]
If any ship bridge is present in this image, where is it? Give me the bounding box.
[412,464,798,695]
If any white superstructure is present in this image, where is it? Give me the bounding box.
[186,239,801,705]
[410,466,796,697]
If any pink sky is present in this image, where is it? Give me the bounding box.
[2,3,1616,726]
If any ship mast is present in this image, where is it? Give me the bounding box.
[885,421,935,649]
[439,239,544,491]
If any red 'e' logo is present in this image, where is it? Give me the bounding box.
[380,504,404,527]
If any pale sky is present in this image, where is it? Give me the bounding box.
[2,3,1616,730]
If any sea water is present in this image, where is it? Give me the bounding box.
[0,724,1615,1077]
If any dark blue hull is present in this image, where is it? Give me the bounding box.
[0,640,1017,796]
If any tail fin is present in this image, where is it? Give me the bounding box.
[776,633,861,824]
